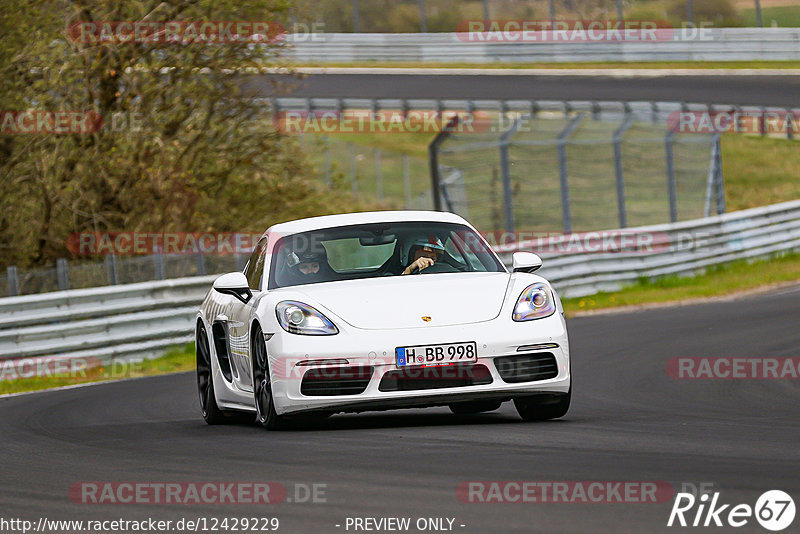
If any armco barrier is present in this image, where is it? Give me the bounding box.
[284,28,800,63]
[496,199,800,297]
[1,200,799,369]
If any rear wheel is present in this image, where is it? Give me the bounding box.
[514,389,571,421]
[449,400,502,415]
[197,323,227,425]
[252,325,288,430]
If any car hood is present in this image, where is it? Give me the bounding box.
[293,272,512,330]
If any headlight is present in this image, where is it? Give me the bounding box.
[276,301,338,335]
[512,283,556,322]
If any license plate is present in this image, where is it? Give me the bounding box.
[396,341,478,368]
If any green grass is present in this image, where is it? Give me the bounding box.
[742,6,800,26]
[296,60,800,70]
[0,343,196,396]
[563,251,800,315]
[722,135,800,211]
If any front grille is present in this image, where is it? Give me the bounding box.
[379,364,493,392]
[300,365,373,396]
[494,353,559,383]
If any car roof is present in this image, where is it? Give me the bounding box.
[264,210,472,237]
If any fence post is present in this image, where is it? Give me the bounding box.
[374,148,383,200]
[482,0,490,19]
[56,258,69,291]
[154,253,165,280]
[196,252,207,276]
[499,117,523,233]
[665,130,678,223]
[556,114,586,234]
[418,0,427,32]
[7,266,18,296]
[324,145,332,186]
[786,109,794,141]
[106,254,119,285]
[349,143,358,194]
[428,116,461,211]
[403,155,411,206]
[613,115,634,229]
[352,0,360,32]
[713,134,726,215]
[755,0,763,27]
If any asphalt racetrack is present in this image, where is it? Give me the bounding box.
[2,284,799,533]
[255,72,800,107]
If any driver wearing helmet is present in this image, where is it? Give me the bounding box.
[402,236,446,275]
[286,247,333,283]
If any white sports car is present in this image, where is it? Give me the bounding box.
[195,211,571,429]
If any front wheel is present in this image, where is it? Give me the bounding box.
[252,325,288,430]
[514,389,570,421]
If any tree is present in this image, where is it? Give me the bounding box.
[0,0,366,268]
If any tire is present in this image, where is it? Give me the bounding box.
[196,323,227,425]
[252,324,288,430]
[449,400,502,415]
[514,389,571,422]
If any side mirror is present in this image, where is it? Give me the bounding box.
[213,272,253,304]
[512,252,543,273]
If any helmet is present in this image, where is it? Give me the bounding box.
[286,245,329,278]
[289,249,327,266]
[404,235,445,265]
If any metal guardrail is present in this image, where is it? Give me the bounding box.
[496,198,800,297]
[0,276,214,366]
[284,28,800,62]
[1,200,799,370]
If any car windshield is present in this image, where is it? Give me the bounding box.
[269,221,504,289]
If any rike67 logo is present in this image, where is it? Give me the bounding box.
[668,490,796,531]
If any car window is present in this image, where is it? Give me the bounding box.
[269,222,504,289]
[323,238,395,272]
[244,237,268,290]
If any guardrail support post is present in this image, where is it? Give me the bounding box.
[106,254,119,285]
[56,258,69,291]
[7,266,18,296]
[665,131,678,223]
